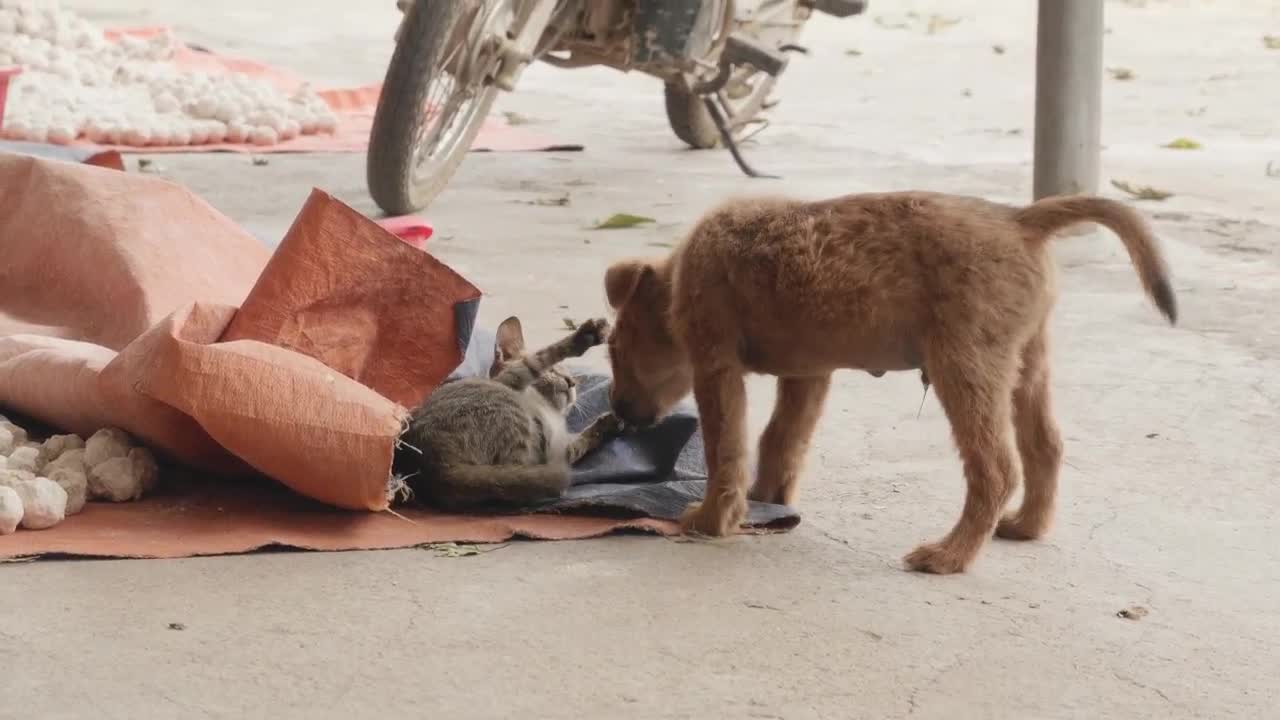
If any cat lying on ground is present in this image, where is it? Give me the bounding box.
[397,316,624,510]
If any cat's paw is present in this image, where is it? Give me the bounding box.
[570,318,610,355]
[595,411,627,437]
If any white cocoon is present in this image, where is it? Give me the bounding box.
[249,126,278,146]
[128,447,159,494]
[88,456,145,502]
[1,2,337,149]
[153,92,179,113]
[46,448,87,476]
[0,468,37,488]
[0,485,22,535]
[123,127,151,146]
[43,434,86,458]
[0,421,27,446]
[48,467,88,515]
[84,427,132,468]
[0,417,26,445]
[6,446,41,474]
[13,477,68,530]
[47,123,76,144]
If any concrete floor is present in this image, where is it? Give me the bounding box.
[4,1,1279,718]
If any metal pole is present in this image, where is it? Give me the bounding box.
[1032,0,1105,199]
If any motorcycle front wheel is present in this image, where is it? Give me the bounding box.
[367,0,512,216]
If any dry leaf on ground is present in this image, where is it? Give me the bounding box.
[1111,179,1173,201]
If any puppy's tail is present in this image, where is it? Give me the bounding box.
[1015,195,1177,324]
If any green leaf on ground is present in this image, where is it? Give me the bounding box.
[1111,179,1173,201]
[1161,137,1202,150]
[593,213,656,230]
[422,542,509,558]
[1108,67,1135,80]
[424,542,481,558]
[1263,35,1280,50]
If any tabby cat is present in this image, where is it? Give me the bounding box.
[395,316,623,510]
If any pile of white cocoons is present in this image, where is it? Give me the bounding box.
[0,0,338,147]
[0,416,159,534]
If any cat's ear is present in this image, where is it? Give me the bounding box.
[605,259,656,309]
[494,316,526,365]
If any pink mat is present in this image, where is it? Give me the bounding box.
[376,215,434,249]
[71,27,577,155]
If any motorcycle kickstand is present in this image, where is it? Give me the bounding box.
[693,34,790,180]
[701,96,780,180]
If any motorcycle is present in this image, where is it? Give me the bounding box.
[366,0,868,216]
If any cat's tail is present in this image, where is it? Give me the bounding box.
[432,462,571,509]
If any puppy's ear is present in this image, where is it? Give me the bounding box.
[494,316,526,367]
[605,259,655,309]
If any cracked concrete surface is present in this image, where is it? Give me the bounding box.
[2,0,1278,718]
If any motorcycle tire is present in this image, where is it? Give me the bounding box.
[663,82,722,149]
[367,0,501,216]
[664,75,780,150]
[663,1,802,150]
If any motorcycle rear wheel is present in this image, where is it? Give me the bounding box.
[367,0,508,215]
[663,0,806,150]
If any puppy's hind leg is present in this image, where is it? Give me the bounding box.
[750,375,832,505]
[997,325,1063,540]
[905,348,1020,574]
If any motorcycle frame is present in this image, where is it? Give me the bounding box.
[525,0,734,83]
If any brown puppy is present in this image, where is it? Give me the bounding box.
[604,191,1176,574]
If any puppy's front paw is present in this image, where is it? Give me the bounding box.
[679,500,745,538]
[570,318,610,355]
[994,513,1049,541]
[903,541,972,575]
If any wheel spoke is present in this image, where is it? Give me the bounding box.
[368,0,513,214]
[408,1,510,178]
